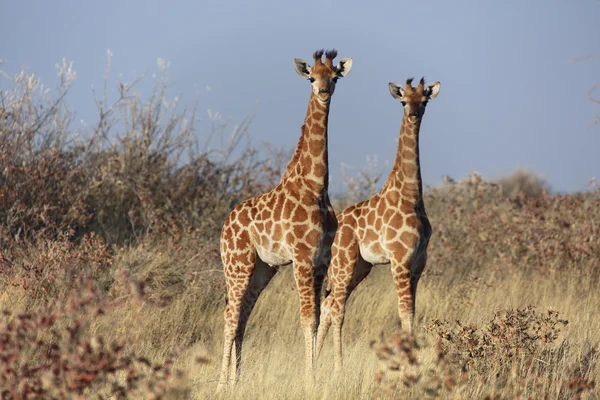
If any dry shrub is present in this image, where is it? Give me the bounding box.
[372,307,595,399]
[497,168,550,198]
[0,278,192,399]
[425,172,600,278]
[0,232,112,301]
[371,328,469,399]
[0,55,283,246]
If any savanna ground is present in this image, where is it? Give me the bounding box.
[0,58,598,399]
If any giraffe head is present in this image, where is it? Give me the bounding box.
[293,49,353,102]
[389,77,440,124]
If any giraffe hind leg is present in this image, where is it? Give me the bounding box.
[218,247,277,391]
[409,251,427,327]
[232,257,277,382]
[317,242,372,372]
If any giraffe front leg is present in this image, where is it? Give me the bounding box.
[391,250,416,334]
[292,253,321,387]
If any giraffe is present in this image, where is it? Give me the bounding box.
[315,77,441,371]
[217,49,353,390]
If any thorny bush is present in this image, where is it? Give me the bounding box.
[372,307,595,399]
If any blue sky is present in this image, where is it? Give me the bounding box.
[1,0,599,192]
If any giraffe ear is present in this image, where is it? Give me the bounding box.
[335,58,353,77]
[294,58,312,79]
[426,82,441,99]
[388,82,404,100]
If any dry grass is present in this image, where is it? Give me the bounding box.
[0,58,599,399]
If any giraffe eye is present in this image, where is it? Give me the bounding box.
[309,77,315,83]
[332,77,338,83]
[401,101,407,106]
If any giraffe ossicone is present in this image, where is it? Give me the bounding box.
[217,49,352,391]
[316,76,441,373]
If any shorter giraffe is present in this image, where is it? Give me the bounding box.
[316,77,441,371]
[217,49,352,390]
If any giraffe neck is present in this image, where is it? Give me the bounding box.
[383,115,424,202]
[282,93,331,192]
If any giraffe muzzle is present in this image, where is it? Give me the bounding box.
[318,89,331,94]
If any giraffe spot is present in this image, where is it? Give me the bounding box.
[274,198,284,220]
[337,225,353,247]
[301,194,314,207]
[259,234,268,245]
[376,200,386,216]
[310,125,325,135]
[265,194,276,209]
[297,264,310,275]
[313,161,326,178]
[312,111,325,120]
[390,213,404,229]
[285,232,295,244]
[305,229,321,246]
[295,242,310,253]
[357,217,366,229]
[282,199,293,219]
[387,190,400,205]
[366,210,377,226]
[309,138,325,156]
[402,162,417,176]
[310,210,321,225]
[365,228,377,240]
[394,278,409,290]
[402,185,419,198]
[402,136,416,148]
[255,222,265,232]
[386,228,397,241]
[400,231,419,247]
[264,220,274,235]
[374,218,382,231]
[260,209,270,220]
[273,223,282,238]
[231,223,240,236]
[283,179,296,192]
[400,202,416,214]
[294,206,308,222]
[405,215,419,228]
[383,209,395,221]
[338,250,348,266]
[238,209,251,225]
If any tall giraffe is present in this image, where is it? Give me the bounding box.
[217,49,352,389]
[315,77,441,371]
